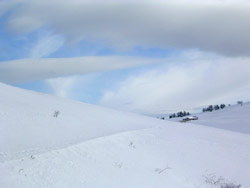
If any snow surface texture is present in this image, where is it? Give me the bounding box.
[1,82,250,188]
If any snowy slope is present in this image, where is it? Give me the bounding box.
[191,103,250,134]
[1,83,250,188]
[0,82,158,161]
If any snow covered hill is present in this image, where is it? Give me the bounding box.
[0,82,158,161]
[1,82,250,188]
[169,103,250,134]
[191,103,250,134]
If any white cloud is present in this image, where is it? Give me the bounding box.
[29,33,64,58]
[0,56,166,83]
[46,76,76,98]
[45,74,100,100]
[4,0,250,56]
[99,53,250,114]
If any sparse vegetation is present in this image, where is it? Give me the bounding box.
[202,104,226,112]
[154,165,171,174]
[203,173,241,188]
[203,173,224,185]
[221,183,241,188]
[203,101,244,112]
[129,141,136,148]
[53,110,60,118]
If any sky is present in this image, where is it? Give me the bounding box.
[0,0,250,115]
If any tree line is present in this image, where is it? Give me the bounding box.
[169,111,190,119]
[202,104,226,112]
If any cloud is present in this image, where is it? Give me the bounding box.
[0,1,15,16]
[45,73,100,100]
[29,33,64,58]
[0,56,166,83]
[2,0,250,113]
[46,76,76,98]
[99,53,250,114]
[4,0,250,56]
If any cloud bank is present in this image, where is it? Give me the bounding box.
[100,54,250,114]
[4,0,250,56]
[0,56,167,83]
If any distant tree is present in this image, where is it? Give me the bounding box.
[220,104,226,109]
[237,101,243,106]
[207,105,214,112]
[214,105,220,110]
[179,112,184,117]
[176,112,180,117]
[183,111,187,116]
[169,111,190,118]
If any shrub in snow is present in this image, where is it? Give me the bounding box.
[154,165,171,174]
[129,141,136,148]
[203,173,241,188]
[203,173,224,185]
[53,110,60,118]
[221,183,241,188]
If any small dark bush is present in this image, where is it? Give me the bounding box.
[53,110,60,118]
[221,183,241,188]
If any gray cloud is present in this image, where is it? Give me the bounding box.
[0,1,14,16]
[4,0,250,56]
[0,56,166,83]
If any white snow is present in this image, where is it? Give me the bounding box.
[1,82,250,188]
[170,103,250,134]
[0,82,158,161]
[191,103,250,134]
